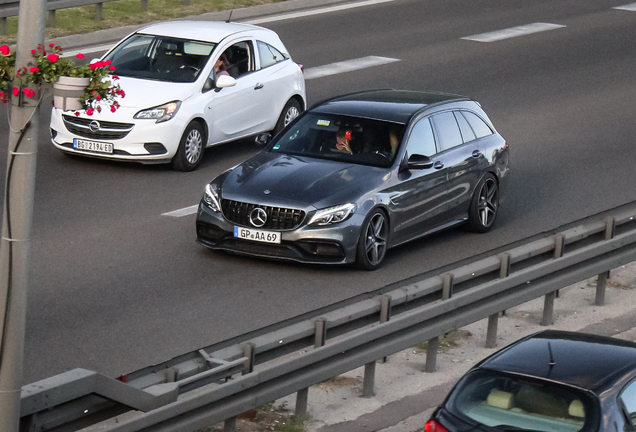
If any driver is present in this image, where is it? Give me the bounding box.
[335,128,354,154]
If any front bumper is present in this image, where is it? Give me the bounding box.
[195,202,363,265]
[49,107,187,163]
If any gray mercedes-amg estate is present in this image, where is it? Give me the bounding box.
[196,89,510,270]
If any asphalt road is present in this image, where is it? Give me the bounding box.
[1,0,635,383]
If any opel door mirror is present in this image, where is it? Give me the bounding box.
[215,75,236,89]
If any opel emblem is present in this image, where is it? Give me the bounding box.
[264,190,270,195]
[89,120,101,133]
[249,208,267,228]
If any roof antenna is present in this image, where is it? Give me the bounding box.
[226,0,237,23]
[548,342,556,367]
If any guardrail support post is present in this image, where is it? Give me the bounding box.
[183,0,190,5]
[442,273,453,300]
[542,291,555,326]
[241,342,255,375]
[294,318,326,417]
[95,3,103,20]
[486,314,498,348]
[499,253,511,316]
[425,336,439,373]
[140,0,148,11]
[379,294,391,363]
[224,416,237,432]
[362,361,376,397]
[595,217,615,306]
[554,234,565,298]
[0,18,6,35]
[46,10,56,28]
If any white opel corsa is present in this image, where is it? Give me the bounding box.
[49,21,307,171]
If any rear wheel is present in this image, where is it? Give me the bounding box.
[274,99,301,135]
[356,209,389,271]
[467,174,499,233]
[172,122,205,171]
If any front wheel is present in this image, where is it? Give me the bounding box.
[356,209,389,271]
[273,99,301,135]
[467,174,499,233]
[172,122,205,172]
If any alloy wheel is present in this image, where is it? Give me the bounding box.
[284,106,300,126]
[185,129,203,164]
[477,178,498,228]
[364,213,388,265]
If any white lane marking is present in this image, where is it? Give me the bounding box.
[162,204,199,217]
[304,56,399,79]
[461,22,566,43]
[614,2,636,10]
[245,0,395,25]
[62,44,115,58]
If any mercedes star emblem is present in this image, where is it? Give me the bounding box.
[264,190,270,195]
[89,120,101,133]
[249,208,267,228]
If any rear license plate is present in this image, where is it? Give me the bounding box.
[234,227,281,244]
[73,139,113,154]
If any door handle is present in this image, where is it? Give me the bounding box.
[254,83,264,90]
[433,161,444,169]
[472,150,482,158]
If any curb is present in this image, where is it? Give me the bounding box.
[45,0,348,50]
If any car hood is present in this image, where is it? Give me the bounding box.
[220,152,388,209]
[115,76,194,108]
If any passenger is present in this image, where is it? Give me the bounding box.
[335,127,354,154]
[215,53,230,78]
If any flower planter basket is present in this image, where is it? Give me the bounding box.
[53,76,90,111]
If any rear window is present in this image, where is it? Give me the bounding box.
[447,370,599,432]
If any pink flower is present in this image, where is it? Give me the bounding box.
[76,53,85,59]
[0,45,10,56]
[105,60,112,65]
[89,63,97,70]
[46,53,59,63]
[86,108,94,116]
[31,49,36,54]
[12,87,19,96]
[74,112,80,117]
[110,104,116,113]
[49,43,55,47]
[96,96,101,101]
[30,66,39,73]
[23,89,35,98]
[112,75,120,80]
[109,65,116,71]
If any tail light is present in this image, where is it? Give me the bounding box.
[425,419,450,432]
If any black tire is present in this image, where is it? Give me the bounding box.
[356,209,389,271]
[273,99,301,135]
[467,173,499,233]
[172,122,205,172]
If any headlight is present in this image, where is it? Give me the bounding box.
[203,183,221,212]
[134,101,181,123]
[308,203,356,226]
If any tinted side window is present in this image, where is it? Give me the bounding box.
[406,118,436,158]
[257,41,286,68]
[432,112,463,151]
[455,111,476,143]
[620,379,636,426]
[223,41,254,79]
[463,111,493,139]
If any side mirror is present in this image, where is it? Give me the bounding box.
[407,154,434,170]
[255,133,271,147]
[215,75,236,89]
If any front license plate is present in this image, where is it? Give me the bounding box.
[234,227,281,244]
[73,139,113,154]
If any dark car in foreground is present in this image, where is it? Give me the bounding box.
[425,330,636,432]
[196,89,509,269]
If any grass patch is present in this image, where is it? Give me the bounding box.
[1,0,287,44]
[275,415,306,432]
[414,330,472,353]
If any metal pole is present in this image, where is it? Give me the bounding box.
[425,336,439,373]
[362,361,375,398]
[0,0,45,427]
[485,314,498,348]
[596,217,615,306]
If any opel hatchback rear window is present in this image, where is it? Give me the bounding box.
[447,370,599,432]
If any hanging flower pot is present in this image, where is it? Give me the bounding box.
[53,76,90,111]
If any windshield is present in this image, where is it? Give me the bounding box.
[447,370,599,432]
[270,113,406,168]
[103,34,215,83]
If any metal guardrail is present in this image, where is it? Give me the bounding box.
[19,206,636,432]
[0,0,192,34]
